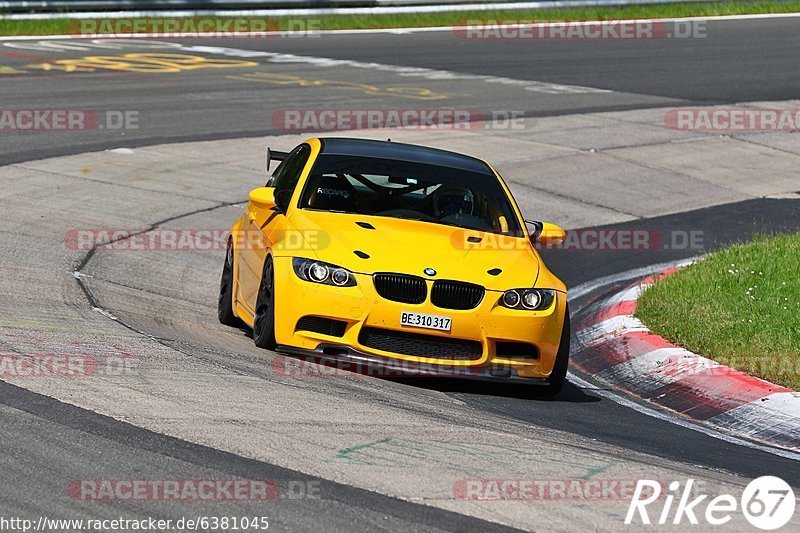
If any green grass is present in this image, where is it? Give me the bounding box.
[636,233,800,390]
[1,1,800,36]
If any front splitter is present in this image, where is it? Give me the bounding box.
[275,343,549,385]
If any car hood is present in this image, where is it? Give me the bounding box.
[286,210,540,291]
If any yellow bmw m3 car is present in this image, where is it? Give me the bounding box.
[219,137,570,395]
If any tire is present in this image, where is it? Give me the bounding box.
[253,256,277,350]
[541,306,571,397]
[218,239,244,328]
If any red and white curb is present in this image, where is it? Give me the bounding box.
[573,267,800,452]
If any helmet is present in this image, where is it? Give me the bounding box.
[433,187,474,217]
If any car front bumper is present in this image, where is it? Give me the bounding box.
[272,256,568,380]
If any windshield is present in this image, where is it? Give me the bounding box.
[299,155,523,235]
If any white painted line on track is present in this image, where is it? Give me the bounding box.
[1,11,800,36]
[184,44,610,94]
[567,257,697,304]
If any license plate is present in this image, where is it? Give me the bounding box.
[400,311,452,331]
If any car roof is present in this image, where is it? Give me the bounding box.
[317,137,493,174]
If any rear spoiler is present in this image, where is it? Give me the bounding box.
[266,148,289,172]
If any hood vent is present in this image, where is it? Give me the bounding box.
[354,250,370,259]
[356,221,376,230]
[487,268,502,276]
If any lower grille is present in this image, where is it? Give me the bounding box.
[373,273,427,304]
[495,341,538,359]
[296,316,347,337]
[358,327,482,360]
[431,280,485,310]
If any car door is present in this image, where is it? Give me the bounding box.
[237,144,312,316]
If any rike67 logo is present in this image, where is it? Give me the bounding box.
[626,476,795,530]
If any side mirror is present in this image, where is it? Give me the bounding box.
[529,221,566,247]
[249,187,276,209]
[274,189,292,212]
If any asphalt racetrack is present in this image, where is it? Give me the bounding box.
[2,16,800,165]
[1,14,800,532]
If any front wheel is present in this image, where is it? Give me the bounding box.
[541,306,570,397]
[253,256,277,349]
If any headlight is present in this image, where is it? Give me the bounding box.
[292,258,357,287]
[500,289,555,310]
[502,290,520,308]
[309,262,329,282]
[521,289,541,309]
[331,268,351,286]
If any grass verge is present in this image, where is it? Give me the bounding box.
[636,232,800,390]
[1,1,800,36]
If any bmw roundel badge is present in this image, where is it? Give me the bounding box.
[424,268,437,276]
